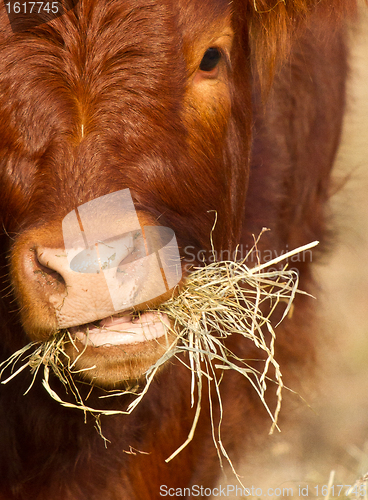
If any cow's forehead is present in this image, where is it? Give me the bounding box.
[0,0,233,61]
[72,0,233,45]
[0,0,235,158]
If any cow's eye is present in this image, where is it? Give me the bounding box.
[199,47,221,72]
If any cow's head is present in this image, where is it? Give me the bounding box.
[0,0,350,387]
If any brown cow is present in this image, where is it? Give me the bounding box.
[0,0,357,498]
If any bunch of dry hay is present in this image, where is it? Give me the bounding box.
[0,232,317,475]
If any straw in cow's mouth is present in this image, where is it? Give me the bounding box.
[0,232,317,479]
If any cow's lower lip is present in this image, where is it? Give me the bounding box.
[63,310,175,385]
[70,311,170,347]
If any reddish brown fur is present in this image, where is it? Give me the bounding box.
[0,0,357,498]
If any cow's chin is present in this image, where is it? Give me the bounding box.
[62,311,176,388]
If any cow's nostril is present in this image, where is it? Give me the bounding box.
[34,249,66,291]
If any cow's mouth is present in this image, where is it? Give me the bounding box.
[70,311,171,347]
[63,310,176,387]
